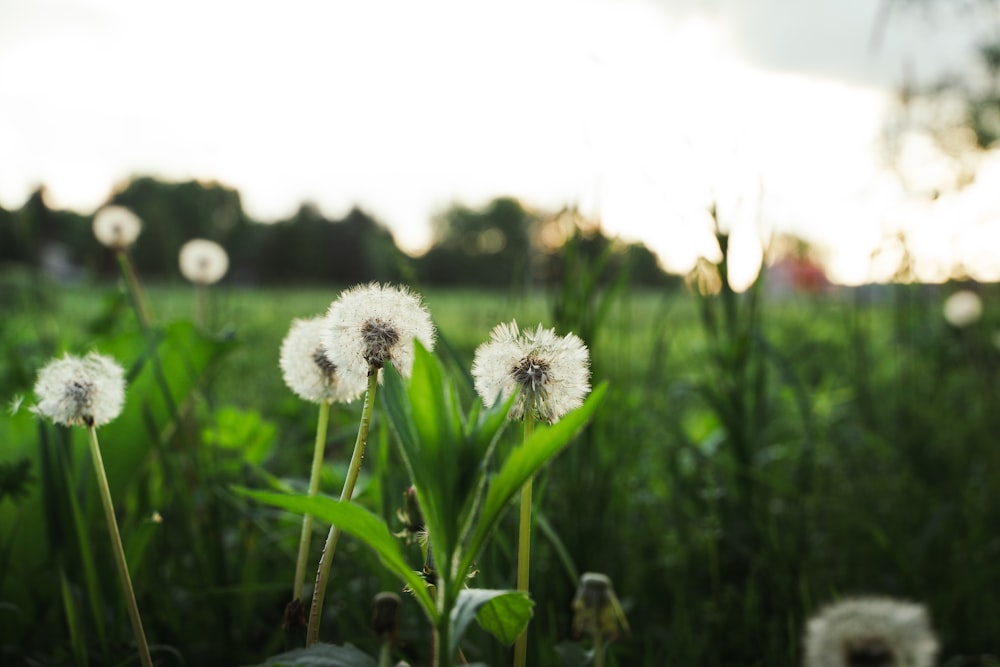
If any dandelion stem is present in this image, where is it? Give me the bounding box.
[292,400,331,603]
[377,641,392,667]
[116,250,152,331]
[306,368,379,646]
[593,630,605,667]
[86,425,153,667]
[194,284,207,329]
[512,412,537,667]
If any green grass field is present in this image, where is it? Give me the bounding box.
[2,269,999,666]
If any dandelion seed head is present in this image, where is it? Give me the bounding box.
[93,205,142,250]
[943,289,982,328]
[179,239,229,285]
[472,320,590,423]
[31,352,126,427]
[279,316,367,404]
[320,283,435,386]
[804,597,938,667]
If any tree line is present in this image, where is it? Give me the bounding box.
[0,176,675,289]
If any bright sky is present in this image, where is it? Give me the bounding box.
[1,0,997,286]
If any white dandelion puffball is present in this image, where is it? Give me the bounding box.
[943,289,982,328]
[279,316,368,404]
[804,597,938,667]
[320,283,435,386]
[93,205,142,250]
[179,239,229,285]
[32,352,126,428]
[472,320,591,423]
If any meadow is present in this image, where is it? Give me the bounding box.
[1,260,999,667]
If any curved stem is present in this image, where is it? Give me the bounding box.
[116,250,152,331]
[512,413,537,667]
[87,426,153,667]
[306,368,379,646]
[292,400,331,602]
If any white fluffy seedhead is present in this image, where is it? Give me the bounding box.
[804,596,939,667]
[93,205,142,250]
[179,239,229,285]
[471,320,591,423]
[32,352,126,428]
[320,283,435,387]
[279,316,367,404]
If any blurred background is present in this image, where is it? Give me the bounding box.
[2,1,1000,667]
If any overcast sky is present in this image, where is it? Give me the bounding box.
[1,0,997,285]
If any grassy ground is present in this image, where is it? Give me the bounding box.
[2,269,999,666]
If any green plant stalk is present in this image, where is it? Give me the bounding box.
[512,413,537,667]
[378,641,392,667]
[194,284,207,329]
[86,426,153,667]
[594,630,604,667]
[116,250,152,330]
[292,400,331,602]
[306,368,379,646]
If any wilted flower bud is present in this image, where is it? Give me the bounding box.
[372,592,402,645]
[571,572,628,642]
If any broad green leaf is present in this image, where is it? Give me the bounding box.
[473,590,535,646]
[460,383,607,576]
[252,642,376,667]
[235,488,435,617]
[450,589,532,656]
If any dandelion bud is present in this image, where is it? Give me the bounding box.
[571,572,627,642]
[804,596,938,667]
[371,592,402,645]
[179,239,229,285]
[93,205,142,250]
[31,353,125,428]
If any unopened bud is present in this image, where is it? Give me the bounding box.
[571,572,627,641]
[372,592,402,644]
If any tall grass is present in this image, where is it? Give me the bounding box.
[1,257,999,665]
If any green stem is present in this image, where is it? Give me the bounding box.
[87,426,153,667]
[594,630,604,667]
[293,400,331,602]
[194,284,207,329]
[377,641,392,667]
[512,413,537,667]
[306,369,379,646]
[116,250,152,331]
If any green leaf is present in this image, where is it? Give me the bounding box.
[460,383,607,576]
[251,642,376,667]
[450,589,532,655]
[234,488,436,618]
[473,590,535,646]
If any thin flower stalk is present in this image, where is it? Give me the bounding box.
[306,369,379,646]
[512,412,537,667]
[292,399,331,603]
[87,425,153,667]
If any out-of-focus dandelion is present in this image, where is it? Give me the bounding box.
[571,572,629,667]
[471,320,591,667]
[32,353,125,427]
[306,283,436,647]
[281,316,368,405]
[93,205,152,327]
[943,289,982,328]
[279,316,367,612]
[804,596,938,667]
[472,320,591,424]
[93,205,142,251]
[31,353,152,667]
[179,239,228,327]
[320,282,435,386]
